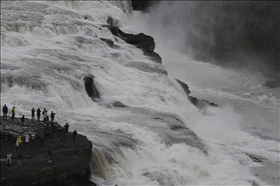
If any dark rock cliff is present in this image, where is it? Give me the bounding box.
[0,118,94,186]
[175,79,218,110]
[109,26,162,63]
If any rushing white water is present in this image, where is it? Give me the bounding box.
[1,1,279,186]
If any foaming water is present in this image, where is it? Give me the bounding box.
[1,1,279,186]
[129,3,279,185]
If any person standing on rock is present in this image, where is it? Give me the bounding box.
[11,106,16,120]
[72,130,77,146]
[64,123,69,137]
[43,109,48,123]
[17,151,22,168]
[2,104,8,119]
[30,132,35,146]
[21,115,25,126]
[15,136,22,153]
[7,152,12,167]
[50,111,55,123]
[37,108,41,121]
[53,126,59,142]
[25,133,30,147]
[39,132,45,146]
[15,138,20,152]
[50,121,55,134]
[48,147,52,163]
[31,108,35,120]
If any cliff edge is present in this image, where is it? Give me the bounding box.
[0,117,94,186]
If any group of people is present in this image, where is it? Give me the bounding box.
[2,105,57,124]
[2,104,16,120]
[35,108,56,123]
[2,104,79,167]
[6,125,78,167]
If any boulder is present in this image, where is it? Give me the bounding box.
[84,75,100,101]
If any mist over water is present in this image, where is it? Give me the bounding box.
[130,1,280,79]
[129,2,279,185]
[1,1,279,185]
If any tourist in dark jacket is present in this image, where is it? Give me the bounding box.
[53,126,59,142]
[31,108,35,120]
[50,111,55,123]
[39,132,44,146]
[48,147,52,163]
[21,115,25,126]
[30,132,35,146]
[2,104,8,119]
[64,123,69,137]
[37,108,41,121]
[43,109,48,123]
[72,130,77,145]
[17,151,22,168]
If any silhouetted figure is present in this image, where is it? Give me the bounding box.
[50,111,55,123]
[43,109,48,123]
[30,132,35,146]
[37,108,41,121]
[11,106,16,120]
[2,104,8,119]
[45,117,50,132]
[39,132,45,146]
[31,108,35,120]
[72,130,77,145]
[53,126,59,142]
[17,151,22,168]
[64,123,69,137]
[48,147,52,163]
[21,115,25,126]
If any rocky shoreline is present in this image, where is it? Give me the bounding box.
[0,117,94,186]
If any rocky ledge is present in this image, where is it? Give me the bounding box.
[0,117,94,186]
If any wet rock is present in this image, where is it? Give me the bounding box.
[100,38,117,48]
[175,79,191,95]
[175,79,218,109]
[109,27,162,63]
[0,117,94,186]
[84,75,100,101]
[188,96,218,110]
[245,152,263,163]
[125,61,167,74]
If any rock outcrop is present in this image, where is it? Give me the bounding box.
[0,117,94,186]
[108,26,162,63]
[84,75,100,101]
[175,79,218,109]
